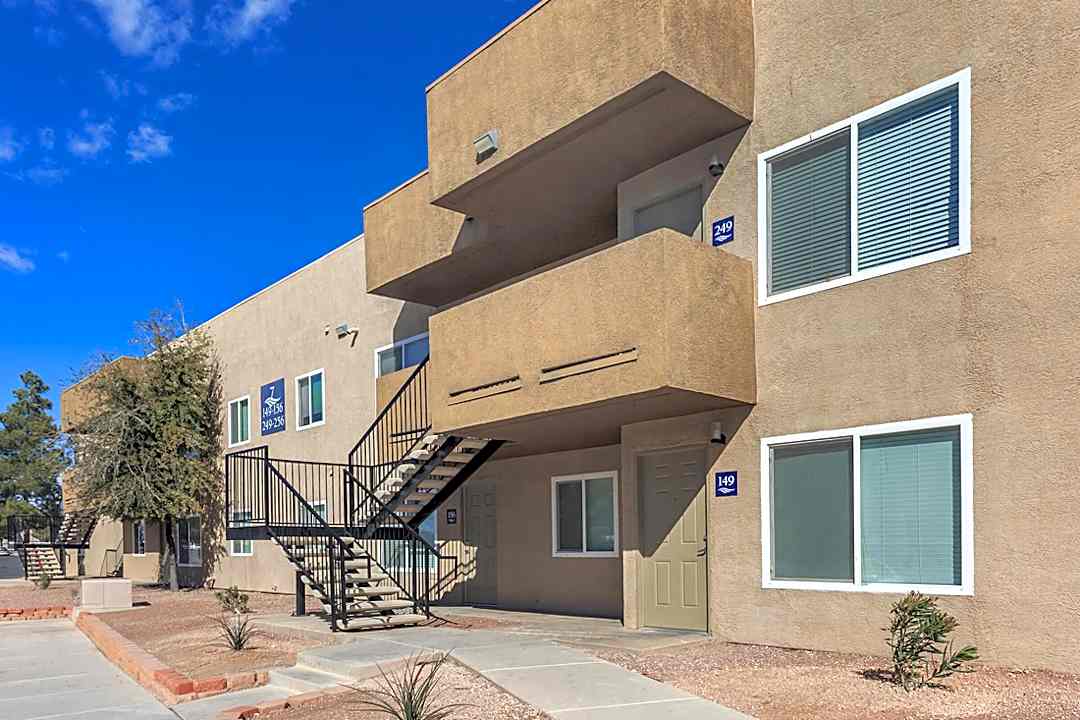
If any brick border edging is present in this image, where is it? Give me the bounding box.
[74,611,268,705]
[0,606,72,622]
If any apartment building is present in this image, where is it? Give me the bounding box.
[54,0,1080,672]
[60,236,433,593]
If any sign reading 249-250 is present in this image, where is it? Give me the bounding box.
[260,378,286,435]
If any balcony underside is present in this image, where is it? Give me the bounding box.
[444,387,747,459]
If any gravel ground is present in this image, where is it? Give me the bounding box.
[0,579,81,608]
[596,639,1080,720]
[98,587,334,679]
[268,660,548,720]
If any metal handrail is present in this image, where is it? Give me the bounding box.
[347,356,430,461]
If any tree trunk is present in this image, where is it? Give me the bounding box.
[163,516,179,592]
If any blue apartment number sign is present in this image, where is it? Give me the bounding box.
[715,471,738,497]
[712,215,735,246]
[260,378,286,435]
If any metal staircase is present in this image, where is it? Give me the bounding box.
[6,511,96,580]
[225,357,502,631]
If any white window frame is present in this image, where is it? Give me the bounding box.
[374,332,430,378]
[230,509,253,557]
[176,515,202,567]
[760,414,974,596]
[132,519,146,556]
[295,368,326,431]
[757,67,971,306]
[550,471,619,559]
[227,395,251,448]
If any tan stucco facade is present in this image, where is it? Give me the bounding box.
[59,0,1080,674]
[359,0,1080,673]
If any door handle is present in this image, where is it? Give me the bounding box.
[697,536,707,558]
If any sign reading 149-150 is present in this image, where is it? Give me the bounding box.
[260,378,286,435]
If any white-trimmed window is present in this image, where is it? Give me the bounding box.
[761,414,973,595]
[758,68,971,305]
[228,395,251,448]
[295,369,325,430]
[231,510,253,556]
[303,500,327,525]
[375,333,429,377]
[177,516,202,567]
[551,472,618,558]
[132,519,146,556]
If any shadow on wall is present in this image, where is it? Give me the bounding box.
[637,406,752,558]
[392,302,434,345]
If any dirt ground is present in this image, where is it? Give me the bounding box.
[97,586,334,679]
[268,660,547,720]
[596,639,1080,720]
[0,579,80,609]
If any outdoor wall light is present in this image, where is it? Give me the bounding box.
[473,129,499,163]
[710,421,728,446]
[335,323,353,338]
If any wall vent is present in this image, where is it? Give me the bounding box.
[447,375,522,405]
[539,348,639,384]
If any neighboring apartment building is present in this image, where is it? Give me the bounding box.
[60,236,432,593]
[59,0,1080,672]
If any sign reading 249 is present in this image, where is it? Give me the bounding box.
[260,378,286,435]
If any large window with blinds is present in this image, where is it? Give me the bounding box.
[762,414,973,595]
[758,68,970,304]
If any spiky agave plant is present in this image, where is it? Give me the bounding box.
[357,652,471,720]
[215,612,257,651]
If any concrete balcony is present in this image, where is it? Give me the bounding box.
[364,0,754,306]
[427,229,756,457]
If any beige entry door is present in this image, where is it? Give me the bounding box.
[464,480,497,606]
[639,447,708,631]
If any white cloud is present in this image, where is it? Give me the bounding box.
[38,127,55,149]
[157,91,194,112]
[68,118,114,159]
[0,127,22,162]
[0,245,35,273]
[100,69,130,98]
[85,0,193,66]
[26,164,69,185]
[57,250,71,262]
[126,123,171,163]
[207,0,294,44]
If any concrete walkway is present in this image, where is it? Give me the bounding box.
[181,624,751,720]
[0,619,175,720]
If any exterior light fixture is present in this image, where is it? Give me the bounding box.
[335,323,353,338]
[473,129,499,163]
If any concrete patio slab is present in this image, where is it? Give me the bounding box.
[0,619,175,720]
[552,697,753,719]
[451,639,599,672]
[173,685,293,720]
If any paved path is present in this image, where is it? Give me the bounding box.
[177,625,751,720]
[0,619,176,720]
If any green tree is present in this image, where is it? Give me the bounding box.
[70,308,223,590]
[0,371,66,524]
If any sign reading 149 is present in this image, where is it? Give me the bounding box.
[715,471,738,497]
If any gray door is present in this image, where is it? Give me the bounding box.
[464,480,497,606]
[639,448,708,631]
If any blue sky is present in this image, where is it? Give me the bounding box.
[0,0,536,420]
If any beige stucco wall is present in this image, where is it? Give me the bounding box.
[425,0,754,203]
[615,0,1080,672]
[437,445,623,617]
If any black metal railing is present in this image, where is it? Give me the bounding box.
[6,514,61,547]
[347,357,431,531]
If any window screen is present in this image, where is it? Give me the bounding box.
[556,481,583,553]
[771,439,854,581]
[767,130,851,295]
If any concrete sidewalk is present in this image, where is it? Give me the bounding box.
[179,624,751,719]
[0,619,175,720]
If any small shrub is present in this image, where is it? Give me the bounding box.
[357,651,471,720]
[216,612,257,651]
[215,585,250,614]
[34,573,52,590]
[886,591,978,690]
